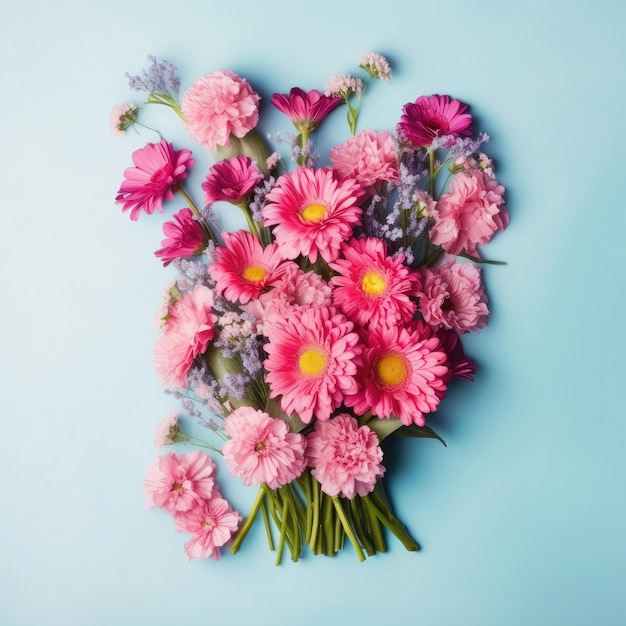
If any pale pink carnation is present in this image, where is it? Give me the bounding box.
[417,261,489,333]
[222,407,307,489]
[306,413,385,499]
[430,169,509,256]
[144,450,217,514]
[357,52,393,83]
[329,130,399,192]
[153,285,217,388]
[202,155,263,206]
[174,497,241,560]
[324,73,363,97]
[153,411,180,449]
[182,70,260,151]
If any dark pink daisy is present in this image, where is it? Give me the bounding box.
[154,208,208,267]
[397,95,472,148]
[271,88,343,134]
[202,155,264,207]
[116,139,194,221]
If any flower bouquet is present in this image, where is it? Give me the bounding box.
[112,53,508,563]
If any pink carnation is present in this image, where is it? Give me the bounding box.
[182,70,260,151]
[306,413,385,499]
[153,411,180,449]
[329,130,399,192]
[144,450,217,514]
[153,285,217,388]
[430,169,509,256]
[222,407,307,489]
[154,208,208,266]
[202,155,263,206]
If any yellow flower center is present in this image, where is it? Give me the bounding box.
[361,271,387,297]
[301,203,327,223]
[375,353,408,387]
[298,348,327,376]
[242,265,267,283]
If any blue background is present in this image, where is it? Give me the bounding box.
[1,1,625,624]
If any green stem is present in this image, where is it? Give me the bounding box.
[309,477,321,551]
[367,492,420,552]
[362,497,387,553]
[229,487,265,555]
[350,498,375,556]
[428,149,436,197]
[275,495,290,566]
[332,497,365,562]
[260,498,274,551]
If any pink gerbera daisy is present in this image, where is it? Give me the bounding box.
[397,95,472,148]
[208,230,293,304]
[263,306,361,424]
[345,323,448,426]
[116,139,194,221]
[154,208,208,267]
[271,88,343,134]
[202,155,263,207]
[329,237,419,329]
[263,167,364,263]
[222,406,307,489]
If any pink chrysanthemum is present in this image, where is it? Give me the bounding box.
[153,285,217,388]
[208,230,293,304]
[154,208,208,267]
[271,88,343,134]
[263,167,364,263]
[306,413,385,499]
[397,95,473,148]
[329,130,399,192]
[174,497,241,560]
[329,237,419,329]
[144,450,217,514]
[345,323,448,426]
[263,306,361,424]
[182,70,260,151]
[202,156,263,207]
[417,261,489,333]
[222,407,307,489]
[429,169,509,256]
[116,139,194,221]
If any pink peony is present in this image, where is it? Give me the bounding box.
[153,285,217,388]
[271,88,343,134]
[222,407,307,489]
[429,169,509,256]
[329,130,399,192]
[144,450,217,514]
[306,413,385,499]
[116,139,194,221]
[174,497,241,560]
[329,237,419,329]
[182,70,260,151]
[208,229,293,304]
[202,155,263,207]
[154,208,208,266]
[263,306,361,424]
[397,95,472,148]
[263,167,364,263]
[417,261,489,333]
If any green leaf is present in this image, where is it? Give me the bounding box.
[264,396,308,434]
[366,416,447,446]
[396,424,447,447]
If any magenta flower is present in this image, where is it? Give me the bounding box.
[222,407,307,489]
[271,88,343,134]
[202,155,263,207]
[397,95,473,148]
[306,413,385,499]
[436,328,477,382]
[182,70,260,151]
[116,139,194,221]
[144,450,217,514]
[154,208,208,267]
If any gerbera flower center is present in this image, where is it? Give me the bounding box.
[255,440,267,452]
[242,265,267,283]
[375,353,408,387]
[150,167,169,185]
[361,270,387,297]
[298,348,327,377]
[171,482,182,491]
[300,203,327,223]
[201,517,216,530]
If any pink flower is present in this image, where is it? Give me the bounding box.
[436,328,476,382]
[110,102,138,136]
[153,411,180,449]
[144,450,217,514]
[208,230,293,304]
[263,167,364,263]
[330,237,419,328]
[330,130,399,192]
[116,140,194,221]
[154,208,208,267]
[357,52,392,83]
[264,306,361,424]
[397,95,472,148]
[202,156,263,207]
[222,407,307,489]
[325,74,363,97]
[429,169,509,256]
[153,285,217,388]
[345,323,448,426]
[174,497,241,560]
[271,88,343,134]
[182,70,260,151]
[306,413,385,499]
[417,261,489,333]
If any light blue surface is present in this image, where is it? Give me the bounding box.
[1,1,625,624]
